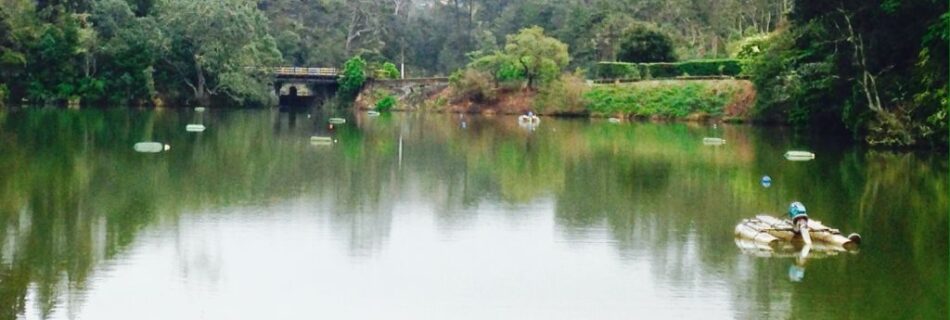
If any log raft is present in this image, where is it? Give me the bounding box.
[734,215,861,251]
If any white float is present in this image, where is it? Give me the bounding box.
[186,124,206,132]
[703,137,726,146]
[784,150,816,161]
[133,142,171,153]
[310,136,333,146]
[328,117,346,124]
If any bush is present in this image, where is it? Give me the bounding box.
[534,73,590,114]
[594,63,640,80]
[450,69,496,103]
[377,62,400,79]
[338,56,367,97]
[375,94,396,111]
[618,25,676,63]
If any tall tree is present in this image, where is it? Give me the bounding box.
[155,0,281,105]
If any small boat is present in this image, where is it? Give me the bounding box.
[607,117,622,124]
[517,114,541,125]
[367,111,380,117]
[133,142,171,153]
[784,150,815,161]
[735,215,861,251]
[194,107,207,112]
[328,117,346,124]
[186,124,206,132]
[703,137,726,146]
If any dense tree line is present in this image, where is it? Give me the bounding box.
[0,0,945,147]
[0,0,786,107]
[746,0,947,147]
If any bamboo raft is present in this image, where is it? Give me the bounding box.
[735,215,861,251]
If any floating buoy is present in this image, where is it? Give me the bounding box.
[607,117,622,123]
[785,151,815,161]
[194,107,206,112]
[761,175,772,188]
[186,124,206,132]
[133,142,170,153]
[367,111,380,117]
[328,118,346,124]
[310,136,333,146]
[703,137,726,146]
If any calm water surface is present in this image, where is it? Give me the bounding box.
[0,109,946,319]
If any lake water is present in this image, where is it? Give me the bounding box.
[0,109,946,319]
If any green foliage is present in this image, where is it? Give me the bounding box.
[594,62,640,80]
[0,84,7,107]
[595,60,742,79]
[375,94,396,112]
[534,73,590,114]
[450,69,496,103]
[617,25,676,63]
[155,0,281,105]
[729,33,775,60]
[378,62,400,79]
[469,52,525,84]
[502,26,570,88]
[338,56,367,97]
[584,82,736,117]
[744,0,948,147]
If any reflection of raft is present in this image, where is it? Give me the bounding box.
[735,215,861,251]
[735,238,843,259]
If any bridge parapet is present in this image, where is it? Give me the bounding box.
[274,67,339,77]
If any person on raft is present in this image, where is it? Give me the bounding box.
[788,201,812,245]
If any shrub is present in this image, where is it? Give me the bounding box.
[450,69,496,103]
[375,94,396,111]
[377,62,400,79]
[338,56,367,97]
[535,73,590,114]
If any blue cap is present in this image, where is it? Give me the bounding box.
[788,202,807,220]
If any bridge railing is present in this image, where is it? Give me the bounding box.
[274,67,339,77]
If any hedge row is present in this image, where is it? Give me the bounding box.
[594,59,743,79]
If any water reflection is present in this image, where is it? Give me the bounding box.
[0,109,946,319]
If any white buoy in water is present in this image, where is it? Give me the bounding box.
[310,136,333,146]
[195,107,206,112]
[785,150,816,161]
[703,137,726,146]
[328,117,346,124]
[186,124,206,132]
[608,117,622,123]
[133,142,171,153]
[367,111,380,117]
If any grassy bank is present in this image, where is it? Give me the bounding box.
[584,80,755,121]
[364,78,756,122]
